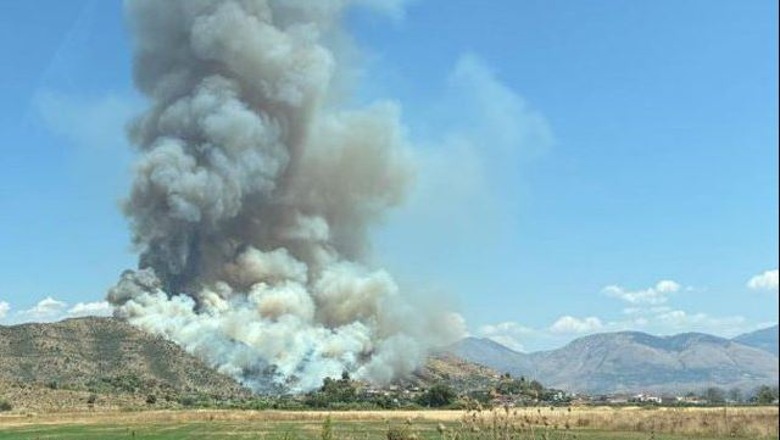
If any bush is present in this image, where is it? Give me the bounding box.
[386,425,415,440]
[178,395,197,407]
[0,400,12,412]
[418,383,456,408]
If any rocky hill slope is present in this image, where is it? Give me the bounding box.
[0,317,248,400]
[407,352,500,392]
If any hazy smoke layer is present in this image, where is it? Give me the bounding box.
[108,0,463,392]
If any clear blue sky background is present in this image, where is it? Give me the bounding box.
[0,0,777,351]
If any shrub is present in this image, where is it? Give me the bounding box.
[0,400,12,412]
[386,425,415,440]
[178,395,197,407]
[417,383,456,408]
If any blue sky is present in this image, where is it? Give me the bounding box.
[0,0,777,351]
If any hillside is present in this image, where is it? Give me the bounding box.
[733,325,779,356]
[406,352,500,392]
[0,317,501,411]
[0,317,249,407]
[450,330,779,395]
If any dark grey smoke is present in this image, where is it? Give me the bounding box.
[108,0,464,392]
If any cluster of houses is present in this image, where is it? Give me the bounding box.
[581,393,708,405]
[486,391,733,407]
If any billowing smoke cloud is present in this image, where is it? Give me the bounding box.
[108,0,464,393]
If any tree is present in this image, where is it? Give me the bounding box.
[529,380,544,398]
[318,373,357,404]
[727,387,742,403]
[705,387,725,404]
[418,383,456,408]
[496,376,523,395]
[754,385,779,405]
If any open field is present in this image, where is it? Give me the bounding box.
[1,407,777,439]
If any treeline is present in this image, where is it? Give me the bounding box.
[692,385,779,405]
[2,373,775,412]
[303,372,460,410]
[299,371,567,410]
[161,371,567,411]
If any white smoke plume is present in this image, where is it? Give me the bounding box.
[108,0,464,393]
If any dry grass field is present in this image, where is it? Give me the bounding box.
[0,406,777,439]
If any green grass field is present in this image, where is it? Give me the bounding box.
[0,420,741,440]
[1,407,777,440]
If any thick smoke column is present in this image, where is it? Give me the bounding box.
[108,0,463,392]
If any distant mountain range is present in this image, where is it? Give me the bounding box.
[449,325,779,395]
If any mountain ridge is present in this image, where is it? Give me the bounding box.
[450,326,779,394]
